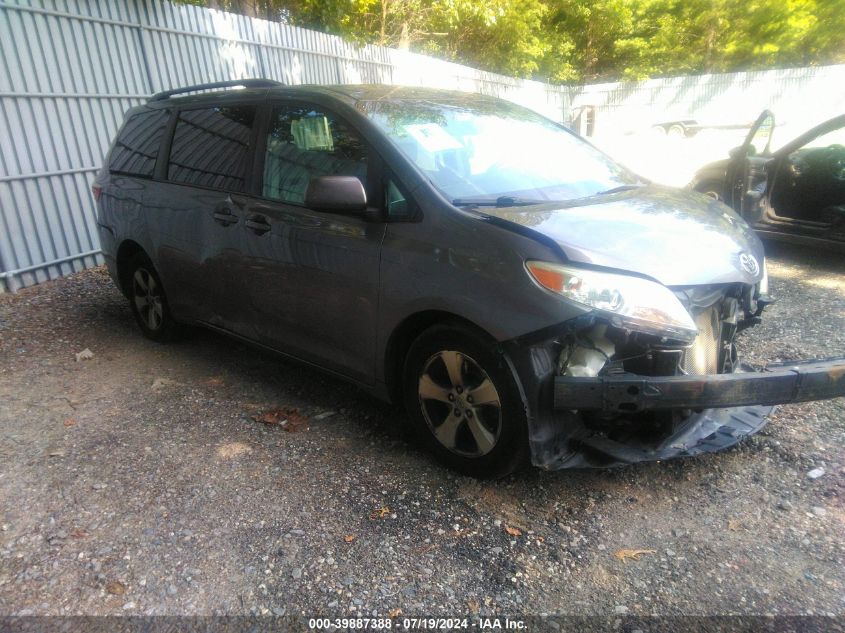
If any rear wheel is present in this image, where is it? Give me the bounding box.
[126,253,180,342]
[667,123,686,138]
[402,323,529,478]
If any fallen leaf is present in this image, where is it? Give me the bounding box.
[216,442,253,459]
[369,506,391,520]
[252,407,308,432]
[105,580,126,595]
[74,348,94,362]
[389,608,402,618]
[344,535,355,543]
[505,526,522,537]
[70,528,89,539]
[151,377,179,392]
[614,548,657,562]
[63,419,76,427]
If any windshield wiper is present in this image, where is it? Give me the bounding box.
[451,196,548,208]
[596,184,647,195]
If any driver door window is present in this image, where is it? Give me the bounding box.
[263,105,368,205]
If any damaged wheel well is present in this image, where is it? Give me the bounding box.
[384,311,494,405]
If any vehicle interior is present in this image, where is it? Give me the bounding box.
[263,109,368,205]
[768,126,845,223]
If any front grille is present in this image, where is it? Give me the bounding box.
[683,306,722,375]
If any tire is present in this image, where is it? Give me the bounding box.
[402,323,529,478]
[125,252,180,343]
[667,124,686,138]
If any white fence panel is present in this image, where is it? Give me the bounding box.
[568,66,845,186]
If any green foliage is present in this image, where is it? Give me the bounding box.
[174,0,845,82]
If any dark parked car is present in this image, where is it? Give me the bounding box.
[94,80,845,477]
[690,110,845,247]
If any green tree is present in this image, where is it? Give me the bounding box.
[541,0,636,82]
[173,0,845,82]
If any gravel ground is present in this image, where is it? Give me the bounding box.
[0,241,843,618]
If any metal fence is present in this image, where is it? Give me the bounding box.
[1,0,843,291]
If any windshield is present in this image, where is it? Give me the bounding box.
[362,98,639,203]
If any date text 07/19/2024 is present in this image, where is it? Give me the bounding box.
[308,617,527,630]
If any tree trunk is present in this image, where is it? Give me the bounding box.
[398,21,410,50]
[703,2,718,71]
[380,0,389,45]
[239,0,258,18]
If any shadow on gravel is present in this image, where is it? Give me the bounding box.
[763,240,845,274]
[169,326,407,438]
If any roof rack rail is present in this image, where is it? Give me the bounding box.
[149,79,284,101]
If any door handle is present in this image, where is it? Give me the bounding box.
[245,215,271,235]
[212,210,239,226]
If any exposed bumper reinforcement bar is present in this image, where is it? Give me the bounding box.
[554,356,845,412]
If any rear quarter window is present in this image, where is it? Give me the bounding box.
[108,109,169,177]
[167,105,256,193]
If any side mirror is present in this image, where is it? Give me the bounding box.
[305,176,367,214]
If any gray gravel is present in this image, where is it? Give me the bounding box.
[0,242,843,617]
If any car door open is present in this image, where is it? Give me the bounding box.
[767,114,845,225]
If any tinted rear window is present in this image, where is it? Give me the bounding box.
[167,105,256,192]
[109,109,169,177]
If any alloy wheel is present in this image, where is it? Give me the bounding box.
[417,350,502,457]
[132,268,164,331]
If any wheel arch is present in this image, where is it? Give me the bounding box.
[115,240,148,297]
[383,310,498,405]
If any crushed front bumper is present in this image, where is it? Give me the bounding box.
[554,356,845,413]
[526,357,845,470]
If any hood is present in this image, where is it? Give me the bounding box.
[483,185,765,287]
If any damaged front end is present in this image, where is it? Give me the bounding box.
[507,281,845,469]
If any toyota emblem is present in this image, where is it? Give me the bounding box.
[739,253,760,275]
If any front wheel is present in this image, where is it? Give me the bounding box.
[402,323,529,478]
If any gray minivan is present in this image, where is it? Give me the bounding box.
[94,79,845,477]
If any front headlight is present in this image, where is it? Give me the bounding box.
[526,261,698,340]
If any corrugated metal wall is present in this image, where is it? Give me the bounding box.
[1,0,843,291]
[0,1,150,291]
